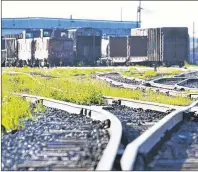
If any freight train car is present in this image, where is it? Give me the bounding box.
[131,27,189,67]
[68,27,102,66]
[17,29,40,66]
[3,28,74,67]
[126,36,148,65]
[33,29,74,66]
[101,36,127,65]
[1,36,6,66]
[3,34,21,66]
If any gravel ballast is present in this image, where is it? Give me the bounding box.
[103,105,171,144]
[100,73,142,85]
[147,119,198,171]
[2,107,109,171]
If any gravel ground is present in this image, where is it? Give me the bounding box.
[100,73,142,85]
[147,119,198,171]
[181,80,198,88]
[103,105,171,144]
[155,78,185,85]
[2,107,109,171]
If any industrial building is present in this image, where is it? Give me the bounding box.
[2,17,138,38]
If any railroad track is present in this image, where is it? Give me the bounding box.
[174,71,198,78]
[121,100,198,171]
[149,77,187,90]
[96,72,198,100]
[102,96,179,146]
[2,93,122,171]
[98,72,143,86]
[101,96,180,169]
[175,78,198,92]
[3,92,198,171]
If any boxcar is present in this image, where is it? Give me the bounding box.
[68,27,102,66]
[131,27,189,67]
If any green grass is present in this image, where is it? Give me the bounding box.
[184,61,198,68]
[2,67,193,131]
[2,95,32,131]
[121,67,184,79]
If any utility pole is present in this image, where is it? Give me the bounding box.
[193,21,195,64]
[137,0,142,28]
[121,8,123,22]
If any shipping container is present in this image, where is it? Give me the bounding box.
[131,27,189,66]
[68,27,102,66]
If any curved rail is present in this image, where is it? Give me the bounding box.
[175,78,198,92]
[96,73,198,100]
[14,93,122,171]
[103,96,179,112]
[174,71,198,78]
[148,77,187,90]
[120,100,198,170]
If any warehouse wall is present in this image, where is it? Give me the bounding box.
[2,17,138,37]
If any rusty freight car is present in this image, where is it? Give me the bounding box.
[68,27,102,66]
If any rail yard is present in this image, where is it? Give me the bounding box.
[1,2,198,170]
[1,65,198,171]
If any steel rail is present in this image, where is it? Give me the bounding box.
[148,77,187,90]
[96,73,198,100]
[120,100,198,170]
[175,78,198,92]
[13,93,122,171]
[174,71,198,78]
[102,96,180,112]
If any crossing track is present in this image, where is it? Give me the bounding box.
[175,78,198,92]
[149,77,187,90]
[6,93,122,171]
[174,71,198,78]
[102,96,180,112]
[120,100,198,171]
[96,72,198,100]
[101,96,180,169]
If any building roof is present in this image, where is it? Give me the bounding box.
[2,17,137,29]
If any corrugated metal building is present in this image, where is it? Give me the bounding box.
[2,17,138,38]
